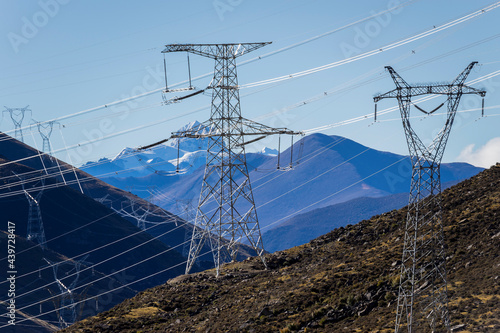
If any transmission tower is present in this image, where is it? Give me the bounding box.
[3,105,31,142]
[33,119,58,156]
[43,256,92,328]
[110,198,150,230]
[374,62,486,333]
[14,172,47,250]
[95,194,112,206]
[175,199,196,257]
[142,43,301,276]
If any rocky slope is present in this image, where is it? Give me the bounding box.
[63,164,500,332]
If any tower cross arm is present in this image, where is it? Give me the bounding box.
[375,62,485,103]
[169,118,302,139]
[162,43,271,59]
[139,118,301,151]
[374,88,403,102]
[240,118,303,136]
[374,84,486,102]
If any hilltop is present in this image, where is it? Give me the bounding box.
[63,164,500,332]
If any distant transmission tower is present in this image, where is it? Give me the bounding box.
[95,194,112,206]
[109,198,150,230]
[43,256,92,329]
[33,119,58,156]
[146,185,158,206]
[3,105,31,142]
[374,62,486,332]
[14,172,47,250]
[31,119,69,182]
[142,43,301,276]
[175,199,196,257]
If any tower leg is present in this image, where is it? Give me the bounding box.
[395,158,450,332]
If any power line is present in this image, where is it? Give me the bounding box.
[0,0,449,139]
[238,2,500,89]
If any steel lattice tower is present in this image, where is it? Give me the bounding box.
[14,172,47,250]
[43,256,91,328]
[374,62,486,332]
[154,43,301,276]
[176,199,196,257]
[3,105,31,142]
[33,119,57,155]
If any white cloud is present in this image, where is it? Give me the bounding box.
[457,137,500,168]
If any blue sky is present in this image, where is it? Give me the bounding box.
[1,0,499,167]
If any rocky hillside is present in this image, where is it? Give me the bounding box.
[63,165,500,332]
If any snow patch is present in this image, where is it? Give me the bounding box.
[261,147,278,156]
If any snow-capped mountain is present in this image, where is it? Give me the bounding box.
[164,120,210,152]
[82,121,279,178]
[261,147,278,156]
[82,146,178,178]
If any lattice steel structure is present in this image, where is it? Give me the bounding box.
[3,105,31,142]
[43,256,92,328]
[374,62,486,332]
[14,172,47,250]
[102,194,173,231]
[176,199,196,257]
[147,43,302,276]
[33,119,58,155]
[113,199,150,230]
